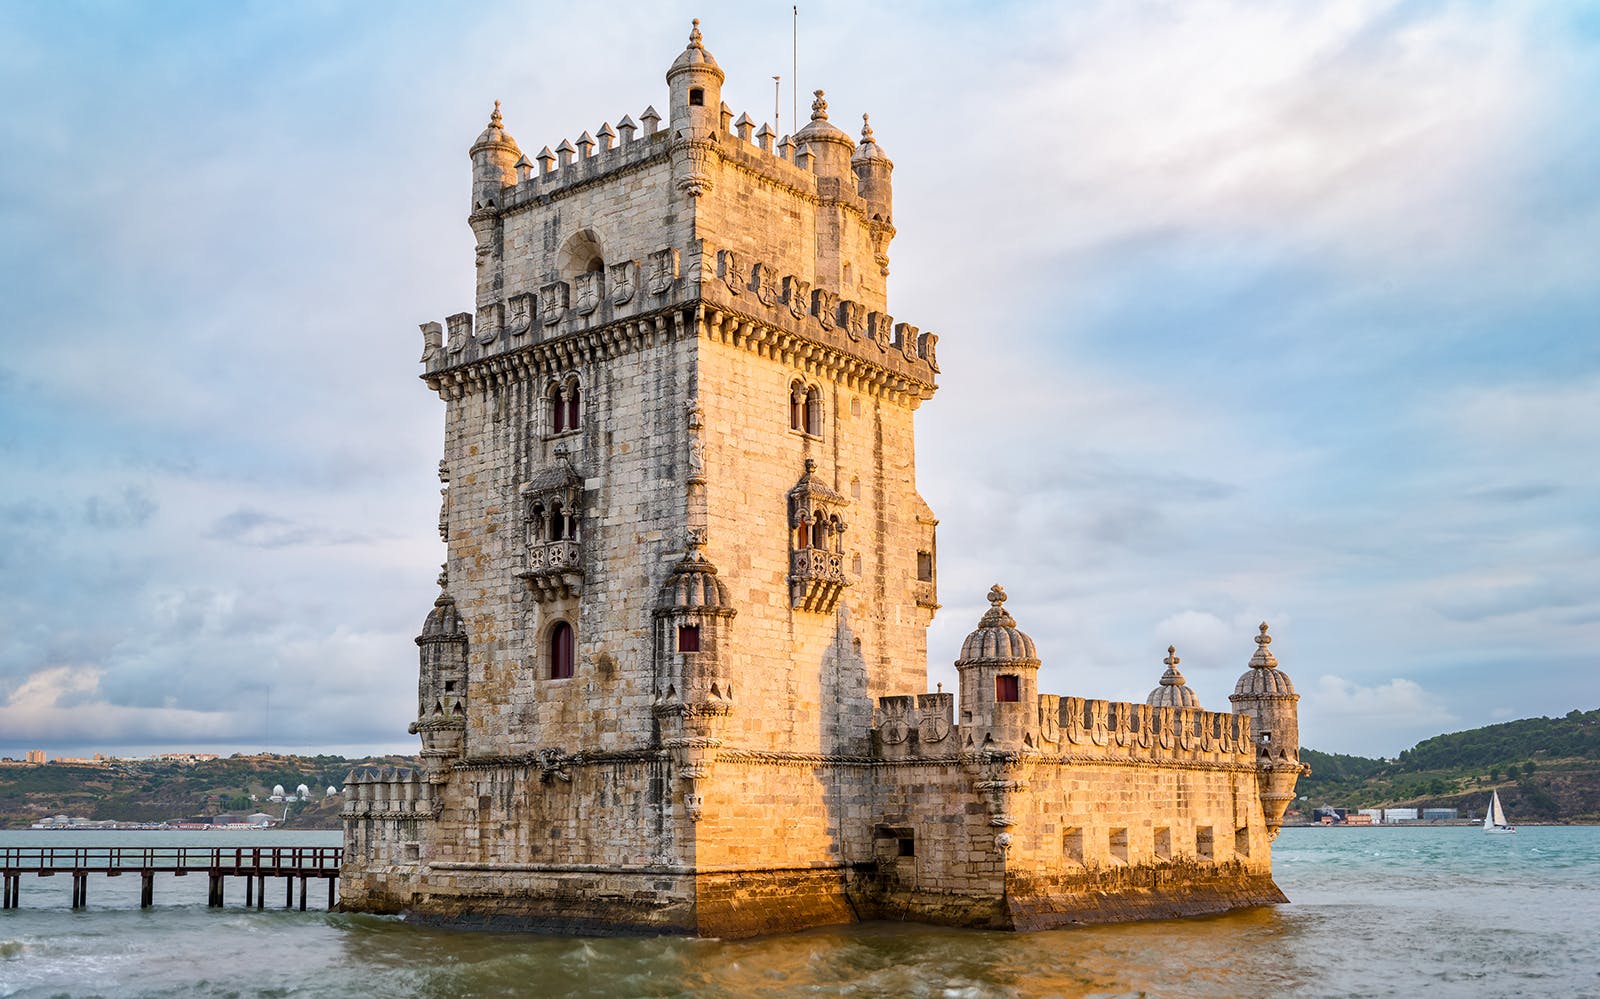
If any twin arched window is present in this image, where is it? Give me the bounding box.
[549,621,575,680]
[528,501,577,543]
[548,376,581,434]
[788,380,822,436]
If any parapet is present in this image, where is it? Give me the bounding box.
[341,766,440,819]
[874,692,1255,766]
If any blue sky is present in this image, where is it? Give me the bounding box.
[1,1,1596,759]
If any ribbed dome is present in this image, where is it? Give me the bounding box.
[850,114,892,165]
[658,544,732,613]
[956,585,1039,666]
[472,100,520,153]
[795,90,854,148]
[417,591,466,644]
[667,19,724,81]
[1147,645,1200,708]
[1232,622,1297,698]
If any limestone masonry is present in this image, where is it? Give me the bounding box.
[340,22,1307,936]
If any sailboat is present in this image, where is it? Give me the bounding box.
[1483,789,1516,834]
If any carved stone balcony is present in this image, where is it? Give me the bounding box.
[517,539,582,602]
[789,547,849,614]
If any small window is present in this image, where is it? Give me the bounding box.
[1196,826,1214,860]
[996,674,1020,702]
[677,624,701,653]
[1108,828,1128,864]
[1154,826,1172,861]
[549,386,566,433]
[850,397,861,417]
[1063,827,1084,864]
[566,384,580,432]
[850,476,861,499]
[852,554,863,574]
[443,681,457,693]
[689,88,704,107]
[916,551,933,582]
[843,262,853,286]
[549,621,575,679]
[897,835,915,857]
[1235,827,1251,859]
[789,381,805,431]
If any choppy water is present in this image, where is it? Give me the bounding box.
[2,826,1597,998]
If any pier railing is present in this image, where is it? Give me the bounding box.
[0,845,343,911]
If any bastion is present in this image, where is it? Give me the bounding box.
[339,21,1307,937]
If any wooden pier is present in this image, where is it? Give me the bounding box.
[0,846,342,912]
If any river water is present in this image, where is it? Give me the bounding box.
[2,826,1597,998]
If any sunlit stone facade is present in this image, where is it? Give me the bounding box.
[339,22,1304,936]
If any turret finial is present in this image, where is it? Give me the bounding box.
[489,99,503,129]
[987,584,1006,607]
[811,89,828,121]
[861,113,874,142]
[1164,645,1180,668]
[1249,621,1279,669]
[688,18,703,47]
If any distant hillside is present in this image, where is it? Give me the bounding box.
[1300,708,1600,822]
[0,754,416,829]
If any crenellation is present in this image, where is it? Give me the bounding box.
[345,20,1303,938]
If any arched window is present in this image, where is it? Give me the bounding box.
[529,503,547,543]
[549,502,565,541]
[804,386,823,436]
[548,384,566,433]
[812,517,827,550]
[789,381,805,431]
[564,377,581,432]
[830,515,844,552]
[549,621,575,680]
[796,516,810,550]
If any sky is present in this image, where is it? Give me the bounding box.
[1,1,1596,761]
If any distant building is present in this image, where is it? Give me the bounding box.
[1358,809,1384,823]
[1422,808,1458,821]
[247,812,277,827]
[1345,813,1374,825]
[1383,808,1419,823]
[25,749,46,764]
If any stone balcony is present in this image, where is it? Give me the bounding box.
[517,539,583,602]
[789,548,848,614]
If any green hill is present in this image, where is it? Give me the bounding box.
[1299,708,1600,822]
[0,753,416,829]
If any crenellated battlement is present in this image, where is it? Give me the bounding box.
[341,766,440,819]
[874,693,1255,767]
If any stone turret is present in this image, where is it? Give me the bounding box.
[408,581,468,780]
[1147,645,1200,708]
[1229,622,1303,837]
[652,540,737,823]
[956,585,1041,751]
[851,114,895,275]
[666,19,724,131]
[469,100,521,209]
[794,90,856,184]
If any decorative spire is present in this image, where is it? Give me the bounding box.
[979,584,1017,629]
[860,113,874,142]
[1250,622,1279,669]
[811,89,828,121]
[688,18,703,48]
[1159,645,1187,686]
[489,99,503,129]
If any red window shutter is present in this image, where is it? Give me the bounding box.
[550,622,574,679]
[677,625,701,652]
[996,674,1020,702]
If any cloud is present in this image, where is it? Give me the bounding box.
[0,665,234,744]
[205,508,374,548]
[1312,675,1455,727]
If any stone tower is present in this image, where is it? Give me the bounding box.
[340,22,1303,937]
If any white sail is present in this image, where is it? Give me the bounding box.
[1485,789,1515,832]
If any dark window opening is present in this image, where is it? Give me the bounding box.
[443,681,457,692]
[789,383,805,431]
[549,503,565,541]
[897,836,915,857]
[804,386,822,436]
[996,674,1020,702]
[566,385,580,432]
[916,551,933,581]
[689,88,704,106]
[677,624,701,653]
[549,622,575,679]
[550,389,566,433]
[796,520,810,549]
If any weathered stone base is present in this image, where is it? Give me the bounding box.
[343,860,1284,937]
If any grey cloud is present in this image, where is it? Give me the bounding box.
[206,507,374,548]
[83,486,157,529]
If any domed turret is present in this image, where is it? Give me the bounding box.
[1147,646,1200,709]
[955,585,1041,749]
[794,90,856,182]
[666,19,725,131]
[412,584,469,777]
[851,114,894,218]
[419,590,466,642]
[658,543,732,613]
[1229,622,1304,838]
[469,100,522,209]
